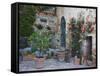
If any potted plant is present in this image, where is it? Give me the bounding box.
[68,17,81,65]
[79,13,94,65]
[29,25,51,68]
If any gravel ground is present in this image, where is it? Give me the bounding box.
[19,59,94,72]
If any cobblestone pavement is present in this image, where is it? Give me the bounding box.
[19,59,94,72]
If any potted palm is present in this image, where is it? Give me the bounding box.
[29,25,51,68]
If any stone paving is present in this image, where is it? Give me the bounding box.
[19,59,94,72]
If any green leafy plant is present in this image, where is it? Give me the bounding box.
[19,5,37,37]
[68,17,81,58]
[19,5,54,37]
[28,26,51,57]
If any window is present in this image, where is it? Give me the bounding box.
[40,18,47,23]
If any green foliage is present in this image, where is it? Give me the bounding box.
[19,5,36,37]
[69,17,81,57]
[19,5,55,37]
[28,27,51,52]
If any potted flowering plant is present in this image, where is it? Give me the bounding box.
[79,13,95,65]
[68,11,95,65]
[79,11,95,41]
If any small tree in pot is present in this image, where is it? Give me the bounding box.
[29,25,51,68]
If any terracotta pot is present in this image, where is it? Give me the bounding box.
[74,56,80,65]
[34,57,45,69]
[57,51,65,62]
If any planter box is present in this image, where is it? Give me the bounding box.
[23,54,34,61]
